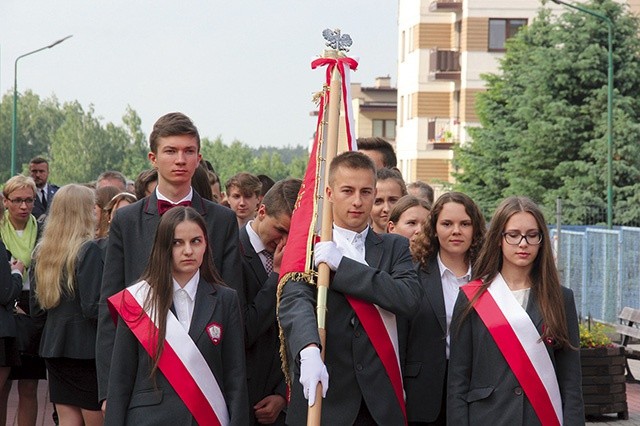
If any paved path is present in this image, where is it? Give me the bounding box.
[5,348,640,424]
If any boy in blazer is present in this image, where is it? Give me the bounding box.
[278,152,421,425]
[96,112,243,407]
[240,178,301,425]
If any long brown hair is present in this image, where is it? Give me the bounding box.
[139,206,223,378]
[465,196,571,348]
[412,192,485,268]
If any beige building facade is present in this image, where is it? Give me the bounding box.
[395,0,639,185]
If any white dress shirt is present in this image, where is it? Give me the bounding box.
[333,224,369,258]
[157,187,193,204]
[246,220,272,273]
[438,253,471,358]
[172,270,199,331]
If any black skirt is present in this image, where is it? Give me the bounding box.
[8,353,46,380]
[0,337,20,368]
[45,357,101,411]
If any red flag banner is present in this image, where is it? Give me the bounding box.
[276,55,358,384]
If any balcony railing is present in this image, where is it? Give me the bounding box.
[426,118,459,150]
[429,49,460,81]
[429,0,462,13]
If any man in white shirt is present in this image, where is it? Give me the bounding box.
[240,178,301,425]
[279,151,421,425]
[28,157,59,220]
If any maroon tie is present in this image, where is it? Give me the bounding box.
[157,200,192,215]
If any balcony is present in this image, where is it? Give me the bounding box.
[426,118,459,150]
[429,49,460,81]
[429,0,462,13]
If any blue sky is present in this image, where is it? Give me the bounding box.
[0,1,398,148]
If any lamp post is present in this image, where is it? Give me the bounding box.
[11,35,72,176]
[551,0,613,229]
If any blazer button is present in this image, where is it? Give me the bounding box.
[514,387,523,396]
[356,364,363,371]
[354,331,361,338]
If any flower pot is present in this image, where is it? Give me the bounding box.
[581,345,628,419]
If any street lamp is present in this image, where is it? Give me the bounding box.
[551,0,614,229]
[11,35,72,176]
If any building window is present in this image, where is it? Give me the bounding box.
[373,119,396,139]
[488,18,526,51]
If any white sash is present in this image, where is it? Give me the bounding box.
[332,231,402,387]
[488,274,563,424]
[127,281,230,426]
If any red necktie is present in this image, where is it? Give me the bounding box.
[157,200,192,215]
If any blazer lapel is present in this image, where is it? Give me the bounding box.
[189,279,217,342]
[240,226,268,284]
[191,191,207,217]
[423,257,447,334]
[364,229,383,268]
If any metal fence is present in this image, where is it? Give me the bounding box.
[552,226,640,323]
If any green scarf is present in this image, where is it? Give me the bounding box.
[0,214,37,269]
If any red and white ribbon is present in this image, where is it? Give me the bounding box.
[109,281,230,426]
[333,231,406,424]
[462,275,562,426]
[311,56,359,151]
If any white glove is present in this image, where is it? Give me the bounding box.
[299,346,329,406]
[313,241,343,271]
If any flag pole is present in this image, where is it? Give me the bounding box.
[307,29,351,426]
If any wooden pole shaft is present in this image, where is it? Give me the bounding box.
[307,51,342,426]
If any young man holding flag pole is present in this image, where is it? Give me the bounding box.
[277,30,421,426]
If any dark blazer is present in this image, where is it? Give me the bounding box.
[278,231,421,426]
[399,256,448,423]
[447,286,584,426]
[30,240,103,359]
[104,280,249,426]
[96,190,242,400]
[0,240,22,338]
[32,183,59,220]
[239,226,286,425]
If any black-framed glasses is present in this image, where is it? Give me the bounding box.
[6,198,35,206]
[502,231,542,245]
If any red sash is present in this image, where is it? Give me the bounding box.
[108,284,229,426]
[461,280,561,426]
[346,296,407,424]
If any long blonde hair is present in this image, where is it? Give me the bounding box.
[34,184,96,309]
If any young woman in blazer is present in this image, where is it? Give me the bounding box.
[448,196,584,425]
[31,184,104,425]
[401,192,486,425]
[105,206,248,425]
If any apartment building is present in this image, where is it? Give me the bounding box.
[396,0,640,186]
[325,76,397,153]
[396,0,552,185]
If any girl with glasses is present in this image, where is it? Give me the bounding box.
[448,196,583,425]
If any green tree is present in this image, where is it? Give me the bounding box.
[0,90,64,182]
[50,102,126,184]
[201,138,307,185]
[119,106,150,179]
[454,0,640,224]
